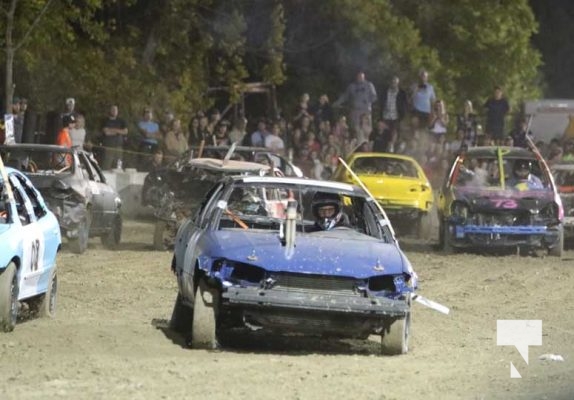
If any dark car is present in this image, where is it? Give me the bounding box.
[142,145,303,209]
[0,144,122,254]
[551,161,574,241]
[148,157,273,250]
[170,176,417,355]
[437,146,563,256]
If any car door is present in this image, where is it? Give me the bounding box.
[15,173,60,272]
[179,182,225,299]
[80,153,119,230]
[9,174,46,300]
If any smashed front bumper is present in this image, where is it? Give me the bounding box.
[221,286,409,336]
[222,286,409,317]
[445,222,561,248]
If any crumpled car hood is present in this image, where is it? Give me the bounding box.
[453,187,555,212]
[207,229,406,278]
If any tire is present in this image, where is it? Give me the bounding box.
[35,267,58,318]
[548,226,564,258]
[69,215,90,254]
[191,279,218,350]
[440,220,453,254]
[381,312,410,355]
[169,293,194,334]
[415,213,430,239]
[101,214,122,249]
[153,220,172,251]
[0,263,19,332]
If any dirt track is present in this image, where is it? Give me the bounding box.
[1,219,573,400]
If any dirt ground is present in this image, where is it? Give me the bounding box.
[1,218,573,400]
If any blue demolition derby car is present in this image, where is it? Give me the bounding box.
[0,166,61,332]
[170,176,418,355]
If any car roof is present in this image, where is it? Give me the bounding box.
[189,158,270,172]
[347,152,419,162]
[233,175,361,194]
[463,146,537,159]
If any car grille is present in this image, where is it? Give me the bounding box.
[468,211,533,226]
[270,273,357,295]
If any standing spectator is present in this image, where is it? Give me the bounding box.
[333,70,377,134]
[53,115,75,168]
[229,117,248,145]
[11,97,23,143]
[369,120,394,153]
[137,107,160,146]
[293,93,313,125]
[56,114,74,148]
[188,115,201,146]
[380,76,408,138]
[264,122,285,155]
[249,119,269,147]
[63,97,79,119]
[355,113,372,146]
[457,100,479,146]
[484,86,510,145]
[207,109,221,137]
[429,100,449,142]
[213,120,231,146]
[410,69,436,125]
[163,118,188,163]
[510,117,534,148]
[69,114,87,147]
[160,109,175,137]
[312,94,334,131]
[101,104,128,170]
[20,98,36,144]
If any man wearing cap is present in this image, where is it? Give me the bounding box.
[53,115,75,168]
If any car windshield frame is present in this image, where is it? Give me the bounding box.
[0,147,75,175]
[450,148,551,191]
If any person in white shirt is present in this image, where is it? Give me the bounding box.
[264,122,285,154]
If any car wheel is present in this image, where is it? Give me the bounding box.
[381,312,410,355]
[34,267,58,318]
[415,213,430,239]
[548,226,564,258]
[69,215,90,254]
[153,220,173,251]
[101,215,122,249]
[0,263,19,332]
[440,220,453,254]
[191,279,218,350]
[169,293,194,334]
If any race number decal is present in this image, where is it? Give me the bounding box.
[30,239,40,272]
[491,199,518,209]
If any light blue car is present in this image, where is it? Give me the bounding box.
[0,166,61,332]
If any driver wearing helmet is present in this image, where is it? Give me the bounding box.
[508,159,543,191]
[309,191,350,232]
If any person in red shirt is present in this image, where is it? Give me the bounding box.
[53,114,75,168]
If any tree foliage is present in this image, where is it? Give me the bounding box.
[0,0,544,133]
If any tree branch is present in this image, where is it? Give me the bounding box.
[14,0,54,52]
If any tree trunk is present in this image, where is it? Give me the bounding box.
[5,0,18,114]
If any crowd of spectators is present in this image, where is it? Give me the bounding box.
[4,69,574,188]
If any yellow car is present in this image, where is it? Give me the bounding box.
[332,152,433,235]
